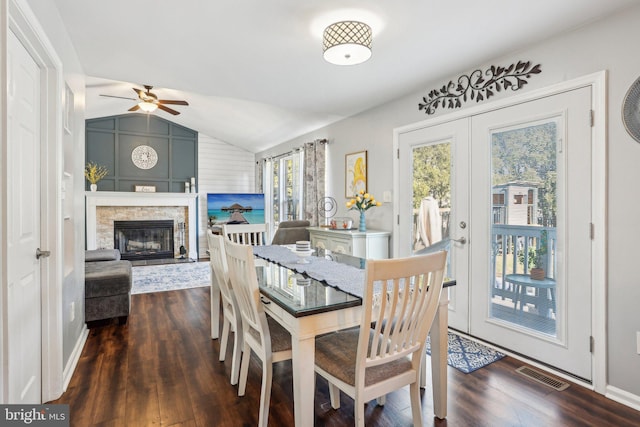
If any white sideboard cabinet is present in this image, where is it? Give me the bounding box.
[307,227,390,259]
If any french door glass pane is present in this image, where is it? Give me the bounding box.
[490,121,558,337]
[411,142,451,255]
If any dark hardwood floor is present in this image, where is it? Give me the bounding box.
[52,287,640,426]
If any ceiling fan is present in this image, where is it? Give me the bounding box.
[100,85,189,115]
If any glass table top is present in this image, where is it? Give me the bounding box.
[256,249,362,318]
[255,248,455,318]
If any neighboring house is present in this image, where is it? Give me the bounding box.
[1,0,639,415]
[492,181,540,226]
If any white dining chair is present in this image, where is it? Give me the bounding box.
[224,239,292,427]
[314,251,447,427]
[207,231,243,385]
[223,223,268,246]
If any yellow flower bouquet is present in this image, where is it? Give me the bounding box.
[346,190,381,231]
[84,162,109,189]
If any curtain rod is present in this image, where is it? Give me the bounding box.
[262,139,328,162]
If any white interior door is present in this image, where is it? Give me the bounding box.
[469,87,592,380]
[7,30,42,403]
[396,118,470,331]
[397,86,593,381]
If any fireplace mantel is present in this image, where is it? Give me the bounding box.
[86,191,198,259]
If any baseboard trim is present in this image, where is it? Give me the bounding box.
[606,385,640,412]
[62,325,89,392]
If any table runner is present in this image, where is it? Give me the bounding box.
[253,245,368,298]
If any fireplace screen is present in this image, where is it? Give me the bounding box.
[114,220,174,260]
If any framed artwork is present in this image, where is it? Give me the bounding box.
[345,150,367,197]
[134,185,157,192]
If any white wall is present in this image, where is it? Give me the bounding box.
[197,134,255,257]
[256,4,640,404]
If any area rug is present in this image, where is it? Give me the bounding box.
[131,262,211,294]
[426,332,505,374]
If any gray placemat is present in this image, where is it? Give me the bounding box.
[253,245,367,298]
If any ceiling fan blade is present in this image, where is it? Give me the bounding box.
[133,87,145,98]
[158,100,189,106]
[100,94,137,101]
[128,104,141,112]
[157,104,180,115]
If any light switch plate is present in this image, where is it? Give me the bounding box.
[383,191,392,203]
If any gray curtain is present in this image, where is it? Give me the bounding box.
[255,159,264,193]
[303,140,327,225]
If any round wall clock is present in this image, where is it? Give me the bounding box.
[622,76,640,143]
[131,145,158,169]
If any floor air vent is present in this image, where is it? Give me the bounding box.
[516,366,570,391]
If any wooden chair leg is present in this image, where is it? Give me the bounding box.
[258,360,273,427]
[230,327,242,385]
[238,343,251,396]
[219,317,230,362]
[328,382,341,409]
[410,381,423,426]
[355,402,365,427]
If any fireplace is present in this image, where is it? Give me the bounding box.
[114,220,175,261]
[86,192,198,260]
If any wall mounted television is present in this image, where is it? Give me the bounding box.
[207,193,265,226]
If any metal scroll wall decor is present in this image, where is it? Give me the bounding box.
[418,61,542,115]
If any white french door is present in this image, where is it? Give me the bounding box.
[396,85,594,380]
[470,87,592,380]
[396,118,470,331]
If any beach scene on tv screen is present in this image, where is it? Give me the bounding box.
[207,193,265,225]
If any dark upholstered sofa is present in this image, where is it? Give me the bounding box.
[85,249,132,325]
[270,220,311,245]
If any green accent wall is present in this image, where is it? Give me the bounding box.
[85,114,198,192]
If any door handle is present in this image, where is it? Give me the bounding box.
[36,248,51,259]
[451,237,467,244]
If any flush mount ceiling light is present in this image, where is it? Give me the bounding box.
[138,101,158,113]
[323,21,372,65]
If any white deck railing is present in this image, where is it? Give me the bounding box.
[491,225,556,299]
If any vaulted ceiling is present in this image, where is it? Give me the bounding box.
[51,0,635,152]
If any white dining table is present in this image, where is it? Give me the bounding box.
[210,247,452,426]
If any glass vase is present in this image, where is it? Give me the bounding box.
[359,210,366,232]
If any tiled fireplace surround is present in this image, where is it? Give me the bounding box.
[86,192,199,260]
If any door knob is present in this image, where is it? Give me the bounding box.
[451,237,467,244]
[36,248,51,259]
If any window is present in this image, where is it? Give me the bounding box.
[264,152,304,237]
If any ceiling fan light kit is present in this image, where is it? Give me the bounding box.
[138,101,158,113]
[323,21,372,65]
[102,84,189,115]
